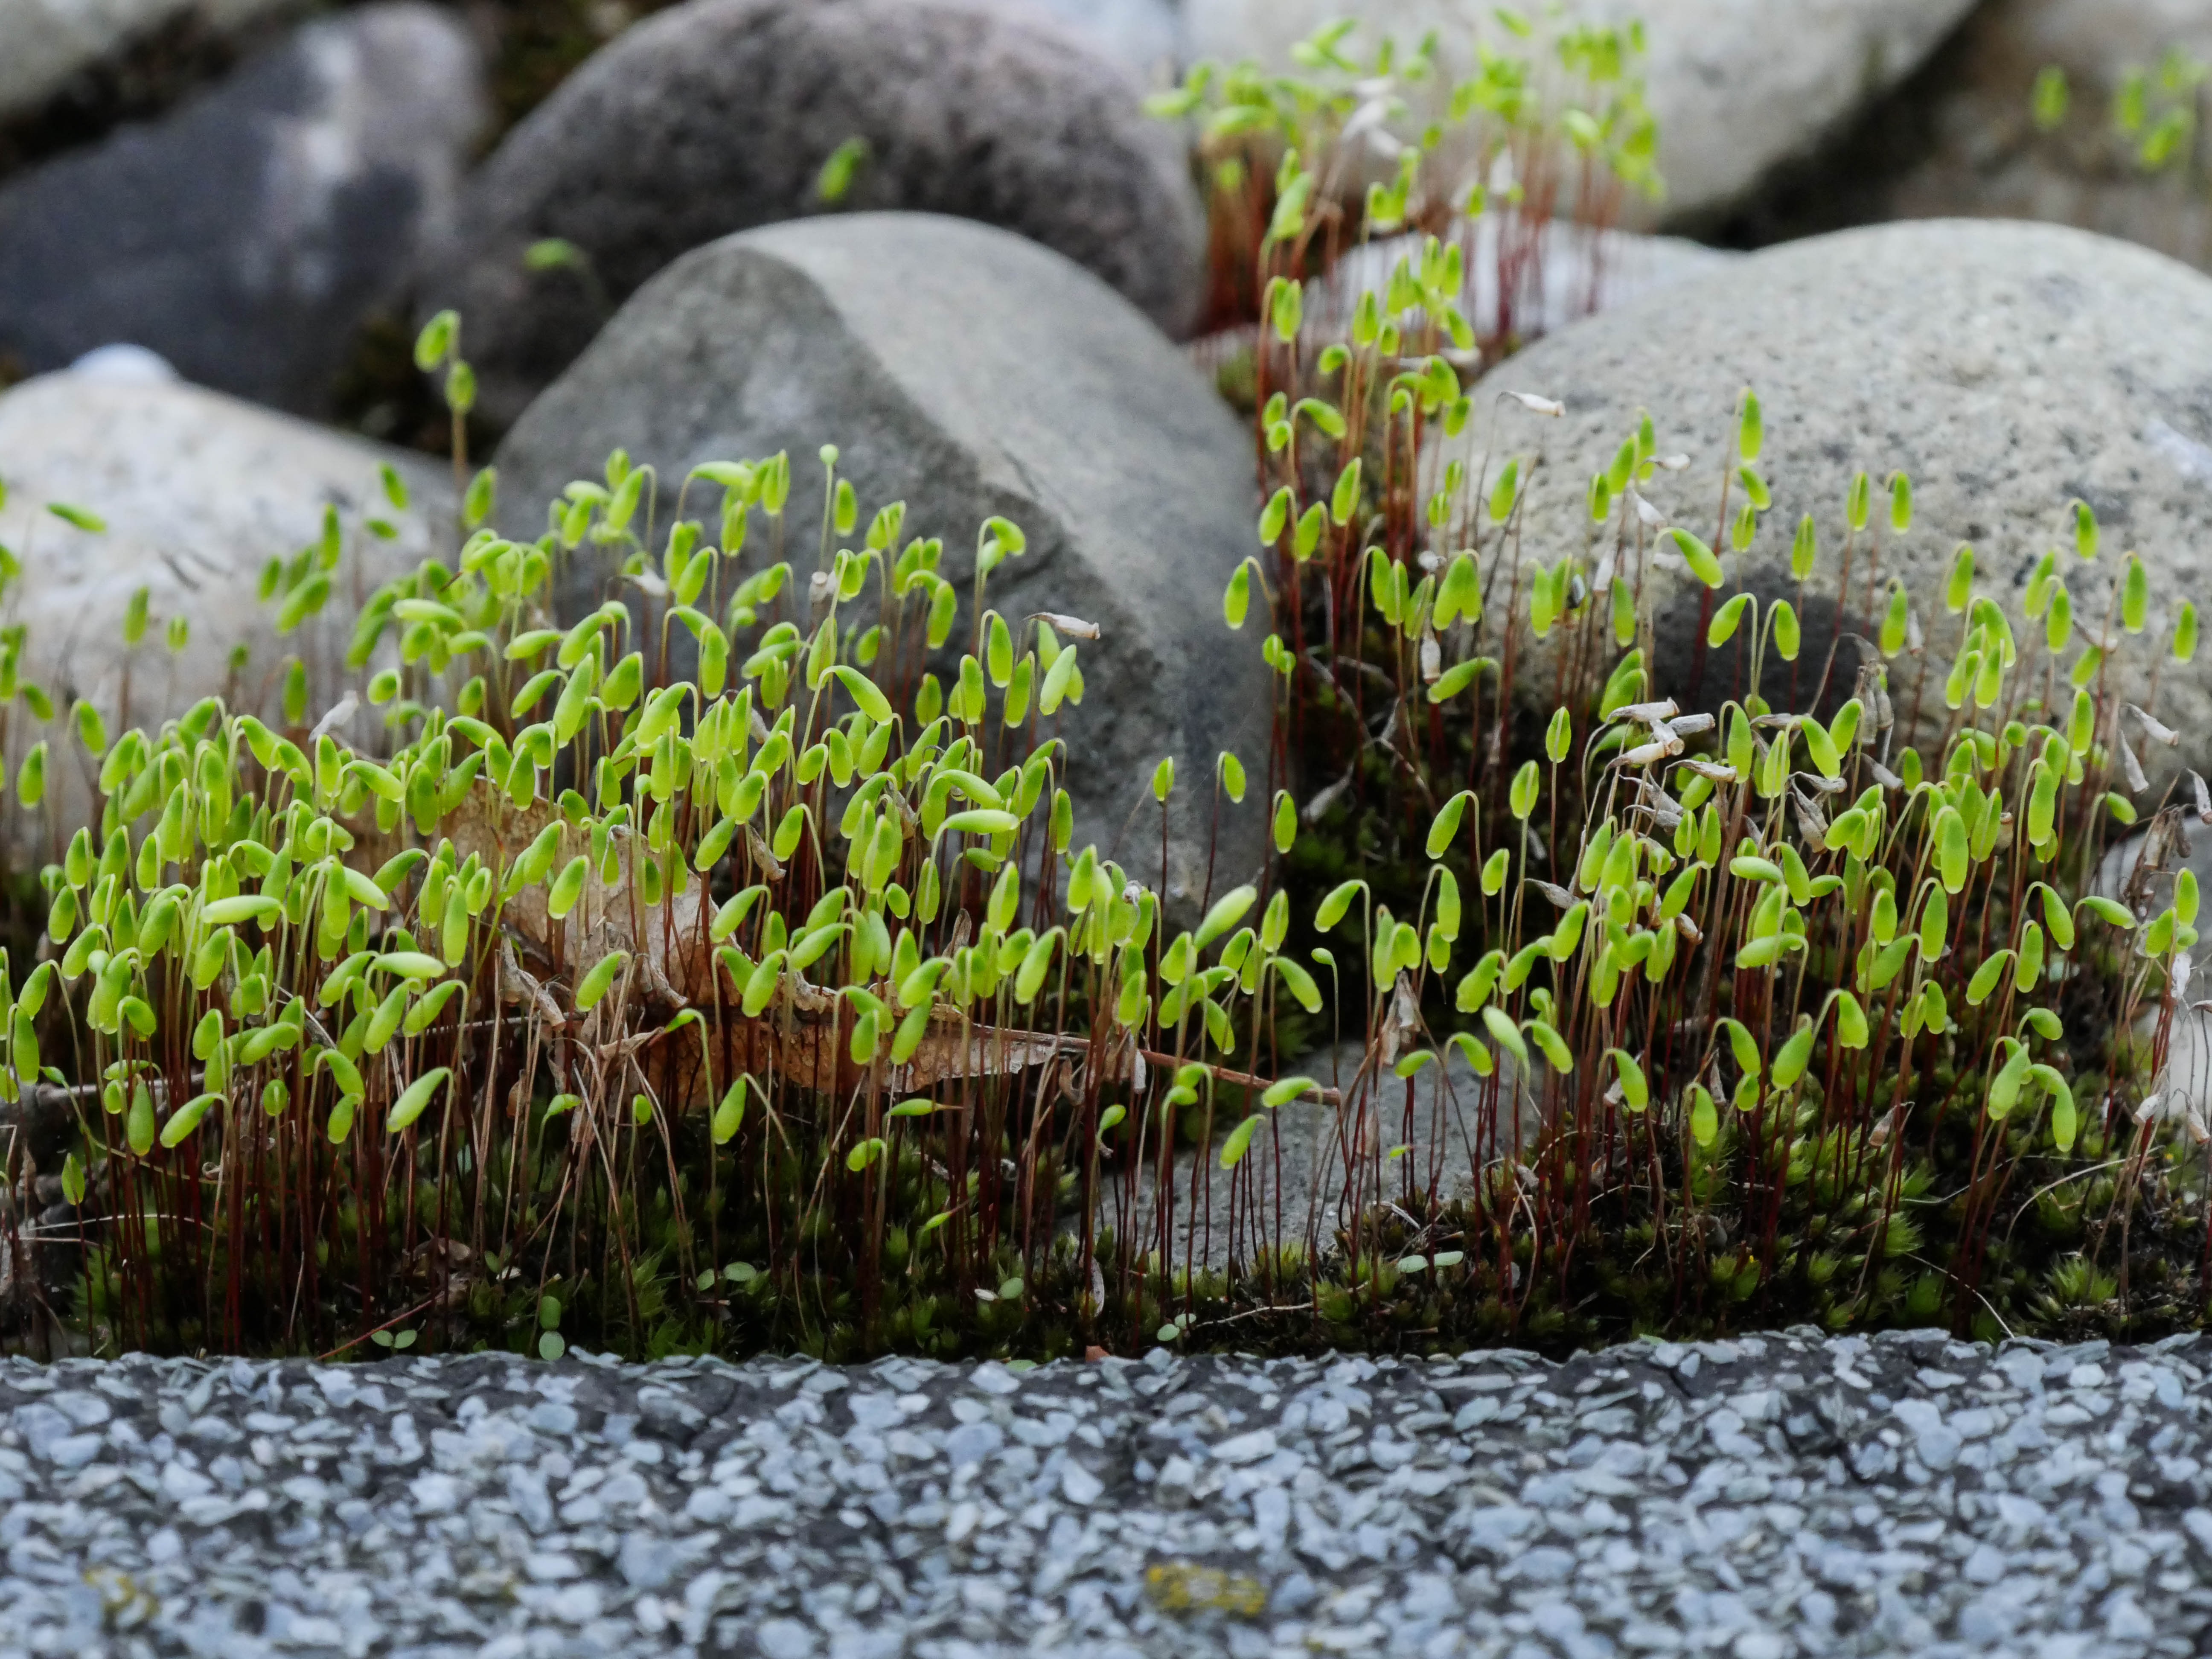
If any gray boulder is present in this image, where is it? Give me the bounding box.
[419,0,1206,432]
[0,0,298,126]
[0,368,452,855]
[1466,218,2212,772]
[0,4,487,416]
[1881,0,2212,274]
[1192,219,1740,389]
[1177,0,1978,229]
[491,212,1268,914]
[1319,218,1739,344]
[930,0,1182,81]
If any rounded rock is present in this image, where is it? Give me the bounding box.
[1466,218,2212,774]
[0,0,299,126]
[420,0,1205,430]
[1177,0,1978,227]
[490,212,1269,913]
[0,372,451,847]
[933,0,1182,79]
[1176,0,1973,227]
[0,5,488,415]
[1882,0,2212,275]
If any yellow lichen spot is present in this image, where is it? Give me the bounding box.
[1144,1561,1268,1618]
[84,1565,158,1627]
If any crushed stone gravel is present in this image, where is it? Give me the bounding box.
[4,1328,2212,1657]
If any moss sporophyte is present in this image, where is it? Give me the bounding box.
[4,16,2210,1365]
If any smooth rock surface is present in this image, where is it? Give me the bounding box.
[419,0,1205,431]
[0,0,297,125]
[0,372,451,853]
[1106,1041,1537,1275]
[6,1333,2212,1655]
[1318,216,1738,346]
[937,0,1182,80]
[1191,220,1739,404]
[492,213,1270,913]
[1464,218,2212,771]
[0,4,487,415]
[1178,0,1979,227]
[2096,819,2212,1136]
[1880,0,2212,274]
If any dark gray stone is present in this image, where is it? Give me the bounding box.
[491,212,1268,914]
[418,0,1205,431]
[0,4,486,415]
[1466,218,2212,771]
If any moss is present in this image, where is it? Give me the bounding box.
[15,12,2212,1373]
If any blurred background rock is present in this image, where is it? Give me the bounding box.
[0,0,2201,433]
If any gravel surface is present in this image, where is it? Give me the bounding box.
[6,1329,2212,1657]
